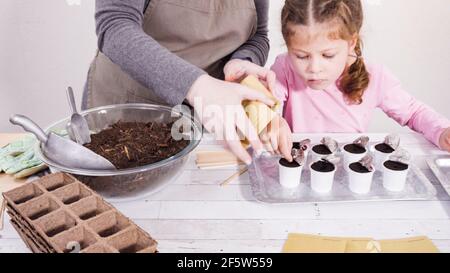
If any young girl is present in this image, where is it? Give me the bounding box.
[265,0,450,159]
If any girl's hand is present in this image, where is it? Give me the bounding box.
[186,75,276,165]
[439,128,450,152]
[224,59,277,93]
[260,115,293,162]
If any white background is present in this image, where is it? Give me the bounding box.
[0,0,449,137]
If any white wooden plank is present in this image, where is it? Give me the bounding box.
[0,238,448,253]
[406,146,448,157]
[156,239,282,253]
[133,219,450,241]
[0,239,29,253]
[144,185,254,201]
[158,201,318,220]
[3,217,450,241]
[155,239,450,253]
[0,215,21,239]
[433,240,450,253]
[152,201,450,220]
[316,201,450,219]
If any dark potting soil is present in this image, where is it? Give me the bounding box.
[279,158,301,168]
[312,144,332,155]
[349,162,371,173]
[375,143,395,154]
[84,121,190,170]
[311,161,335,172]
[384,160,409,171]
[344,144,366,154]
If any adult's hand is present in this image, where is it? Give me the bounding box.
[186,74,276,164]
[224,59,276,93]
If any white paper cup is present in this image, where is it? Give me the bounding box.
[348,163,375,194]
[372,144,395,170]
[310,162,336,194]
[343,144,367,171]
[383,162,409,192]
[279,159,303,188]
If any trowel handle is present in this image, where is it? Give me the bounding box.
[66,87,78,114]
[9,114,49,143]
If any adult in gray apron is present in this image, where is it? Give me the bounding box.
[85,0,259,108]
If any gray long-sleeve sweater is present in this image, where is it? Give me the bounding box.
[85,0,270,107]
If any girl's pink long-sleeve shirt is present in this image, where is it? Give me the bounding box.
[271,53,450,147]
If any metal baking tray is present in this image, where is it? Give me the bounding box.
[426,156,450,197]
[248,149,437,204]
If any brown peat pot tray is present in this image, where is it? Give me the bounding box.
[3,173,158,253]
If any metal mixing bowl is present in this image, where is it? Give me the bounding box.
[35,103,202,202]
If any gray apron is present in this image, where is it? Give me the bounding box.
[85,0,257,109]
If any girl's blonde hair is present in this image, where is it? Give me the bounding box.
[282,0,370,104]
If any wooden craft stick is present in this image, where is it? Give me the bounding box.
[196,150,244,169]
[220,167,248,186]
